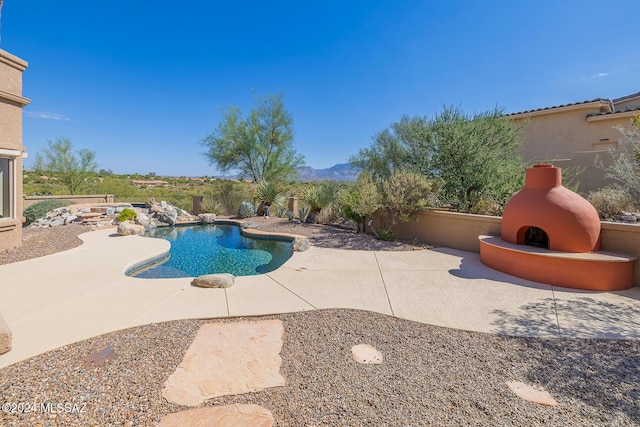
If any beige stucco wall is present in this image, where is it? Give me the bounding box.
[378,210,502,253]
[510,104,637,194]
[387,210,640,287]
[23,195,116,209]
[0,49,29,253]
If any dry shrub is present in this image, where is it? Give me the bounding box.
[587,187,636,219]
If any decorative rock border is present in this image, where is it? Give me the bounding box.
[0,312,11,355]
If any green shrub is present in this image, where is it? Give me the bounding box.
[587,187,636,219]
[117,208,137,222]
[377,228,395,241]
[237,201,255,218]
[23,199,70,226]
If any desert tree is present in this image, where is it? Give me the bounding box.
[33,138,98,195]
[201,93,304,182]
[351,106,525,212]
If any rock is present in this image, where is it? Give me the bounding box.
[82,345,117,370]
[106,207,115,215]
[506,381,557,406]
[162,320,285,406]
[192,273,235,288]
[117,221,145,236]
[198,213,216,224]
[0,312,11,355]
[351,344,383,364]
[241,221,258,229]
[64,215,77,225]
[49,219,63,227]
[135,212,151,228]
[76,212,103,219]
[159,206,178,225]
[156,405,275,427]
[293,237,310,252]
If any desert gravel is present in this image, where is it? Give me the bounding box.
[1,221,639,426]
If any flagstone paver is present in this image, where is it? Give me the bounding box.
[162,320,285,407]
[156,404,275,427]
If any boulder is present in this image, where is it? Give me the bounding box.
[49,218,63,227]
[0,312,11,355]
[241,221,258,230]
[159,206,178,225]
[135,212,151,228]
[198,213,216,224]
[293,237,310,252]
[117,221,145,236]
[192,273,235,288]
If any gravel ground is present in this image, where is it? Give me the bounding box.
[1,221,639,426]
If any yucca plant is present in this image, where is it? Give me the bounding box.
[301,180,340,223]
[254,180,285,215]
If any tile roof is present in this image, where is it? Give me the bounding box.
[612,91,640,104]
[507,98,612,116]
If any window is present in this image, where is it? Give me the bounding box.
[0,157,13,219]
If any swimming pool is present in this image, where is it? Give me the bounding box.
[129,224,293,278]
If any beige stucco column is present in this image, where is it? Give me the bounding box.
[0,49,30,252]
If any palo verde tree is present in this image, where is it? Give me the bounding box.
[33,138,98,195]
[350,115,431,180]
[201,93,304,182]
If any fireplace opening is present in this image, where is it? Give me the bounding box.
[524,227,549,249]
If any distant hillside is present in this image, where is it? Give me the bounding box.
[296,163,360,182]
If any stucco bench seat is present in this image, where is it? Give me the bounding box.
[479,234,636,291]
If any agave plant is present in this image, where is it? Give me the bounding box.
[237,201,256,218]
[298,205,310,222]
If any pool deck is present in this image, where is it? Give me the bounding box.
[1,227,640,368]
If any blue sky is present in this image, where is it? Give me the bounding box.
[2,1,638,177]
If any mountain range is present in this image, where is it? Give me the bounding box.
[296,163,360,182]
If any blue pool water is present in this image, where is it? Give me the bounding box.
[130,224,293,278]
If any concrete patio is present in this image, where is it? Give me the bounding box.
[1,227,640,368]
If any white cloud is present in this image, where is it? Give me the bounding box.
[24,111,71,121]
[590,72,609,79]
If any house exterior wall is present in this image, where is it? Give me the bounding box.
[0,50,29,253]
[509,103,637,194]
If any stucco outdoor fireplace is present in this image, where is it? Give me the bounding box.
[479,164,635,291]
